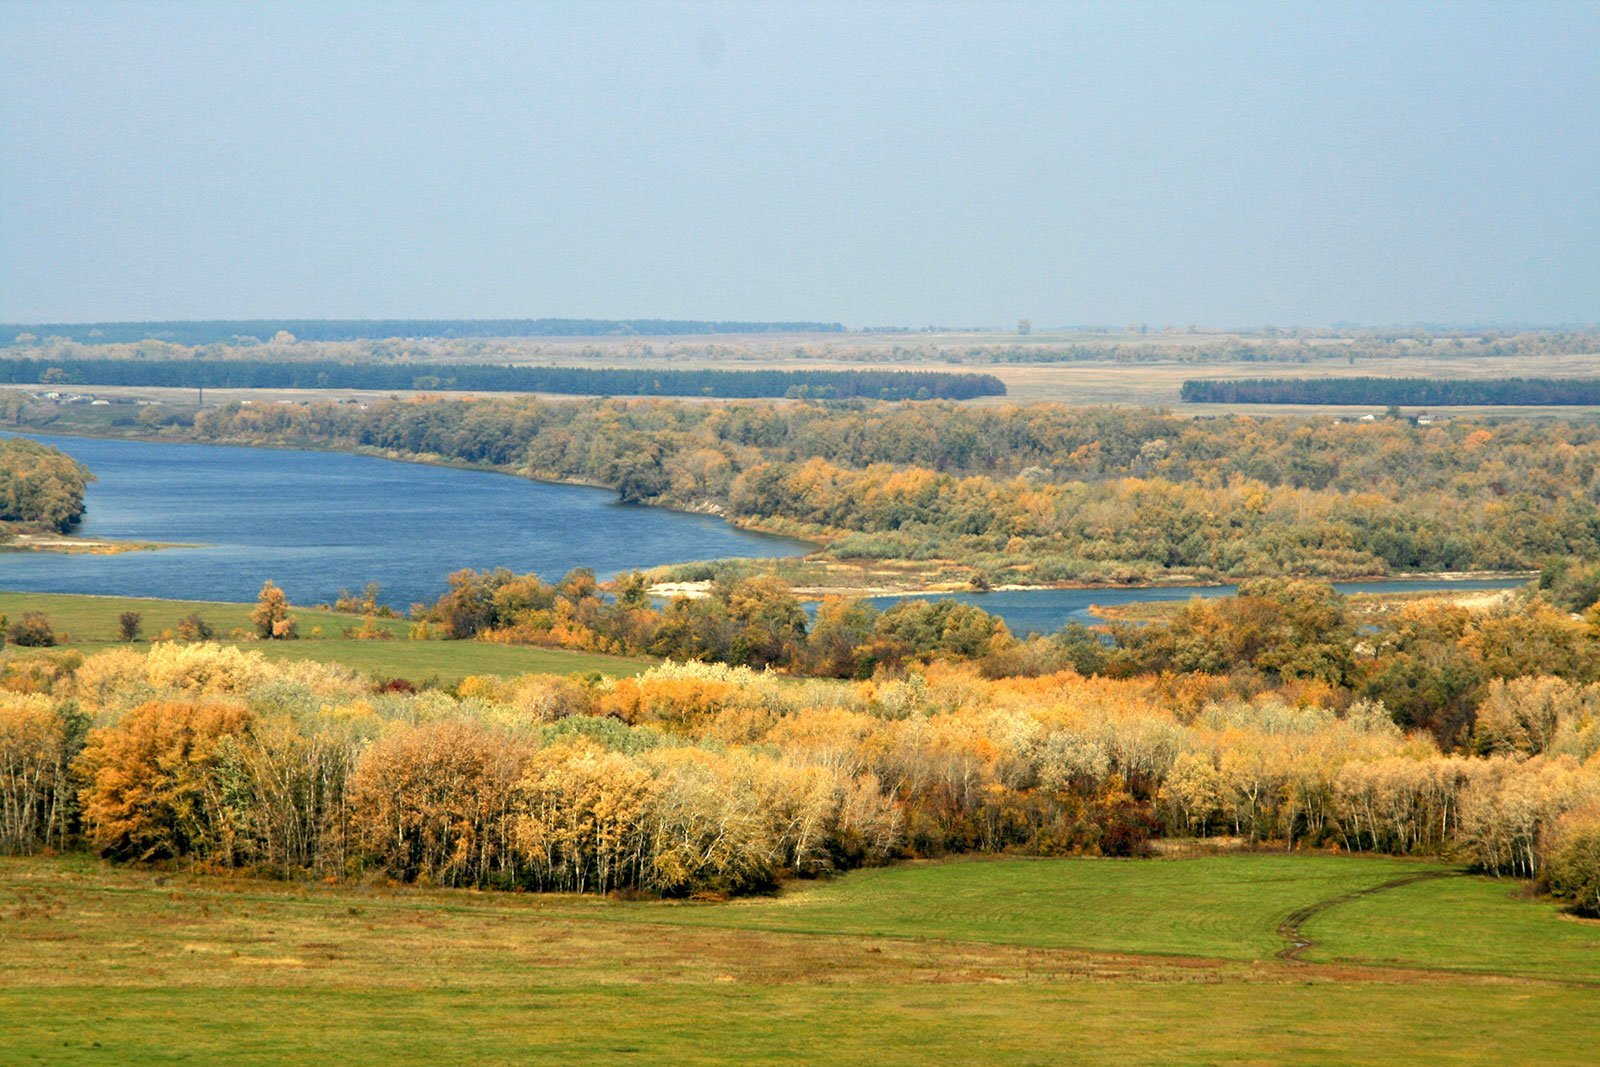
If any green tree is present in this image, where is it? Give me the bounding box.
[725,575,807,668]
[613,570,652,610]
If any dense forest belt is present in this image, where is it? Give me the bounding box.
[1182,377,1600,406]
[8,642,1600,908]
[0,435,91,532]
[2,318,846,344]
[14,393,1600,583]
[0,358,1005,401]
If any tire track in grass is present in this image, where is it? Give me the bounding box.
[1276,871,1463,962]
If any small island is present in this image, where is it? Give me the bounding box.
[0,435,177,553]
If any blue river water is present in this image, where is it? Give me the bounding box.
[4,432,1524,628]
[861,579,1525,636]
[1,433,811,608]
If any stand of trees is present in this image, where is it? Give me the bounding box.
[0,436,92,532]
[416,567,1006,676]
[1182,376,1600,406]
[0,357,1004,401]
[421,569,1600,749]
[3,638,1597,908]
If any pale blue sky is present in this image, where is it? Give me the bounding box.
[2,0,1596,328]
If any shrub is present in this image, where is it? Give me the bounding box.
[118,611,143,642]
[345,615,393,640]
[144,642,267,695]
[176,613,214,641]
[8,612,56,647]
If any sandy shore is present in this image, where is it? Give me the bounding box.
[649,571,1535,604]
[3,532,190,555]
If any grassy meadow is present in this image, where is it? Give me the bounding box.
[0,591,651,681]
[1,853,1596,1065]
[636,853,1456,960]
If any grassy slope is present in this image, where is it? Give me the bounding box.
[0,591,652,681]
[2,854,1597,1064]
[1305,871,1600,980]
[0,589,397,639]
[633,853,1454,960]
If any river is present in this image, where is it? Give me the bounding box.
[862,579,1524,635]
[1,433,810,607]
[4,432,1525,628]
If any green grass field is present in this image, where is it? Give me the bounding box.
[1,852,1596,1064]
[0,591,652,681]
[1303,869,1600,980]
[635,853,1458,960]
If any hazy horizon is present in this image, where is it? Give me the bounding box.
[3,1,1597,328]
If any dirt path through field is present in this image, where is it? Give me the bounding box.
[1276,871,1463,962]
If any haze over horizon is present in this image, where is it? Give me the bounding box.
[2,1,1597,329]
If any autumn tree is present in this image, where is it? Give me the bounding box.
[347,720,530,886]
[1474,676,1591,757]
[0,695,81,853]
[1546,806,1600,916]
[251,580,297,639]
[724,574,807,668]
[807,596,881,678]
[77,699,255,862]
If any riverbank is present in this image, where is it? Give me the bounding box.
[651,567,1537,605]
[2,530,191,554]
[1087,581,1529,624]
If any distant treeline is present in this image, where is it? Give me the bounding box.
[4,319,846,345]
[1,357,1004,401]
[1182,377,1600,406]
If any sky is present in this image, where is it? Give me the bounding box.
[2,0,1597,329]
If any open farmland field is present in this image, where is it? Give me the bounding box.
[10,332,1600,417]
[665,350,1600,413]
[0,591,651,681]
[1,853,1596,1065]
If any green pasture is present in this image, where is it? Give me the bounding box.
[1,852,1597,1064]
[0,591,651,681]
[635,853,1457,961]
[1304,868,1600,981]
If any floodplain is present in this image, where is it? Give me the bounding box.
[2,853,1595,1065]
